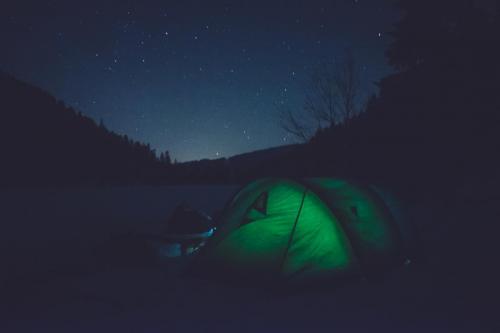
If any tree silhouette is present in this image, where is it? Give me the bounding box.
[279,53,365,141]
[284,0,500,192]
[0,71,173,187]
[387,0,497,70]
[161,151,172,165]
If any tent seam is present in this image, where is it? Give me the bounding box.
[278,188,308,277]
[295,179,365,273]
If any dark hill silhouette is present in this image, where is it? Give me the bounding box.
[0,71,171,187]
[300,0,500,195]
[170,144,302,184]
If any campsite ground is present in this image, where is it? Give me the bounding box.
[1,185,498,332]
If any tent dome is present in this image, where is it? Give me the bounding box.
[193,178,410,284]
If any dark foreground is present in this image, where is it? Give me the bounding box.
[0,185,498,332]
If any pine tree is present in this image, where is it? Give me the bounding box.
[387,0,495,70]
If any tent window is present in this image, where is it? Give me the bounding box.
[350,206,358,217]
[253,191,268,214]
[240,192,268,227]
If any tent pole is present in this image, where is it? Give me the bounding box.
[278,189,308,277]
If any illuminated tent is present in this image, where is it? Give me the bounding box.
[194,178,409,284]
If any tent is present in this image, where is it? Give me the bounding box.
[193,178,411,284]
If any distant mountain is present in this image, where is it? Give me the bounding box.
[0,71,170,187]
[172,144,303,184]
[227,144,301,170]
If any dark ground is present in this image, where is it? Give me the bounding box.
[0,183,499,332]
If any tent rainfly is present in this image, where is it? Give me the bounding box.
[193,178,412,284]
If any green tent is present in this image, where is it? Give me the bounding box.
[194,178,409,284]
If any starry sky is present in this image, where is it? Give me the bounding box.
[1,0,399,162]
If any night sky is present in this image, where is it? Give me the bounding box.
[1,0,399,162]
